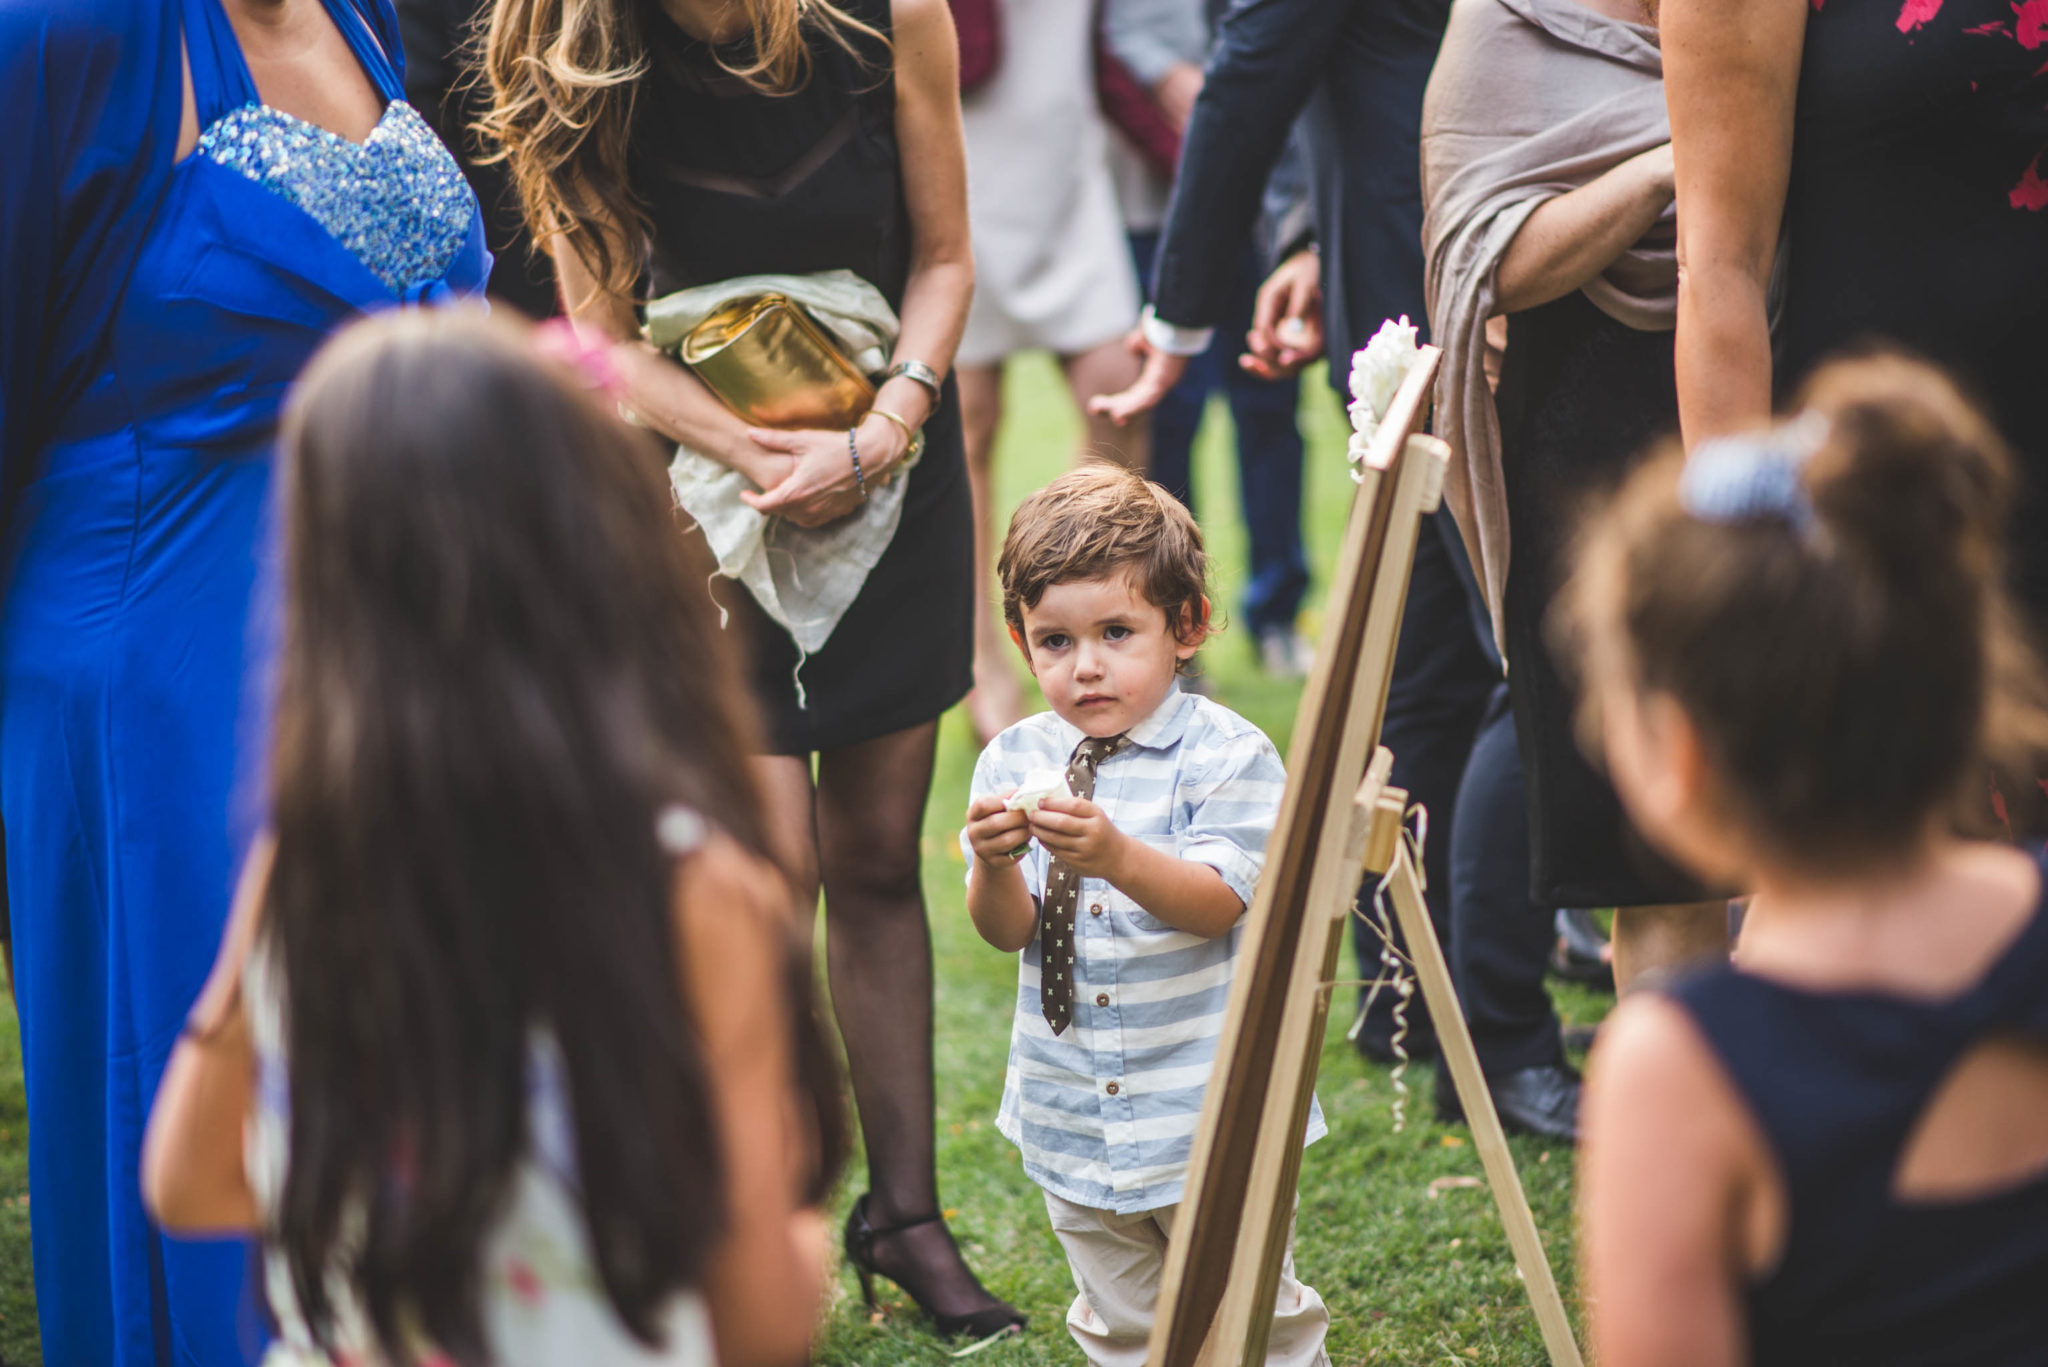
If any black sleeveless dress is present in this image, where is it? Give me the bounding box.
[1496,291,1711,908]
[1666,849,2048,1365]
[1778,0,2048,621]
[629,0,973,754]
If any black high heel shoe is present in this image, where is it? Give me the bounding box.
[843,1193,1027,1346]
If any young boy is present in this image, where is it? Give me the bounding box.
[963,465,1330,1367]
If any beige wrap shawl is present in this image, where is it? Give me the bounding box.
[1421,0,1674,652]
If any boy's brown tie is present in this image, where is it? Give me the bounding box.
[1041,733,1128,1035]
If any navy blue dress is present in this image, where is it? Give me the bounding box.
[0,0,487,1360]
[1668,851,2048,1365]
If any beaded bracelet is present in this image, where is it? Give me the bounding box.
[847,428,869,500]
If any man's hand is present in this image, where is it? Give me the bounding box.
[965,794,1033,866]
[1028,795,1129,879]
[1240,248,1324,380]
[1088,329,1190,426]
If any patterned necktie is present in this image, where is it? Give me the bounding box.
[1041,732,1128,1035]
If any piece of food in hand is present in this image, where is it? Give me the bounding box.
[1004,769,1071,814]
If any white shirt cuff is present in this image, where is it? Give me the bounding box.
[1141,306,1214,358]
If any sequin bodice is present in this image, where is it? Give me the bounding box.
[195,101,472,295]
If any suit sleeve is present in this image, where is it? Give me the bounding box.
[1148,0,1347,330]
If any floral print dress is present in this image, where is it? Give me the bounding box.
[241,810,718,1367]
[1779,0,2048,615]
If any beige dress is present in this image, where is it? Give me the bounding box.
[957,0,1143,365]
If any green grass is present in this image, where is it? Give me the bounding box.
[0,353,1611,1366]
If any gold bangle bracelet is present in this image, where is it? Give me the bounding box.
[868,406,919,448]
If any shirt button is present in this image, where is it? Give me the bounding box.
[1090,904,1103,916]
[1106,1082,1120,1096]
[1095,993,1110,1007]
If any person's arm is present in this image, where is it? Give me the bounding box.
[1663,0,1805,446]
[675,838,836,1367]
[554,242,799,496]
[1091,0,1347,422]
[1493,144,1674,316]
[1580,994,1770,1367]
[141,838,274,1234]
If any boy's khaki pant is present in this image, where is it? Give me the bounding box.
[1043,1190,1332,1367]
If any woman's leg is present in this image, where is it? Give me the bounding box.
[1610,902,1728,993]
[751,755,820,905]
[1060,336,1151,472]
[815,720,1015,1318]
[958,361,1027,743]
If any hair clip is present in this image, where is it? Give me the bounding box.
[533,318,626,398]
[1678,412,1829,531]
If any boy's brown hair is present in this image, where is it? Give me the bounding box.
[999,464,1210,658]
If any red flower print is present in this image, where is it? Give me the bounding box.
[2013,152,2048,210]
[1897,0,1944,31]
[506,1257,546,1307]
[2014,0,2048,46]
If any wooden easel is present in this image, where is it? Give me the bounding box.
[1143,349,1584,1367]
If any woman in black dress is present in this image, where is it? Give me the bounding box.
[1665,0,2048,634]
[482,0,1020,1340]
[1422,0,1724,1008]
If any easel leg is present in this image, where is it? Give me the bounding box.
[1368,792,1585,1367]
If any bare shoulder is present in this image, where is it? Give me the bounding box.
[670,831,798,956]
[1585,989,1761,1168]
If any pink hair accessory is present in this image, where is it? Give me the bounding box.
[533,318,626,398]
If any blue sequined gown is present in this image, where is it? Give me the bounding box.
[0,0,487,1361]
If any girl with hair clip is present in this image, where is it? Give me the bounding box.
[139,309,848,1367]
[1569,354,2048,1366]
[478,0,1019,1339]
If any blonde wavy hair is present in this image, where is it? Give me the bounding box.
[478,0,886,300]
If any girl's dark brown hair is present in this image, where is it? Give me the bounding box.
[1559,352,2048,873]
[268,308,844,1364]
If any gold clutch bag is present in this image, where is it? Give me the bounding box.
[681,294,876,430]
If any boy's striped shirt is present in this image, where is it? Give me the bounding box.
[965,685,1325,1213]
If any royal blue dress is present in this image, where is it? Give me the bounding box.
[0,0,487,1361]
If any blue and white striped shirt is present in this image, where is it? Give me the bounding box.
[964,685,1326,1213]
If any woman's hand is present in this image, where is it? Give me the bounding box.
[739,413,913,528]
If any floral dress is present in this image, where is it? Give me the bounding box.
[241,809,717,1367]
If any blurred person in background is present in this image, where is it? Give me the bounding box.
[0,0,489,1358]
[1100,0,1314,680]
[956,0,1152,741]
[1091,0,1518,1092]
[482,0,1025,1340]
[1664,0,2048,675]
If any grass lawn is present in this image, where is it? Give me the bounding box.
[0,353,1611,1366]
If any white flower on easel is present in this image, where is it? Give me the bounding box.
[1345,315,1422,483]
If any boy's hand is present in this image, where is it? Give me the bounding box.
[966,794,1033,866]
[1028,795,1128,878]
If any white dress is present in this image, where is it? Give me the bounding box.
[957,0,1143,365]
[242,810,719,1367]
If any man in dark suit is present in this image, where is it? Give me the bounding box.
[1091,0,1580,1141]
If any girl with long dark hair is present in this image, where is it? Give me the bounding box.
[480,0,1021,1340]
[140,309,846,1367]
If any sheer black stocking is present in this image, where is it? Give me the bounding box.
[756,722,1015,1328]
